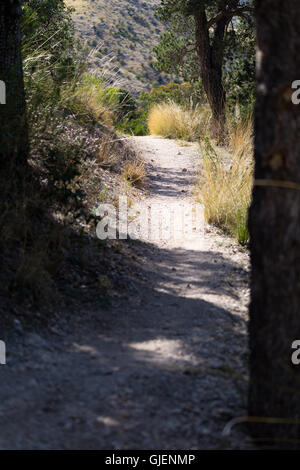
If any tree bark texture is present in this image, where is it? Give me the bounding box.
[0,0,28,180]
[194,9,226,137]
[249,0,300,445]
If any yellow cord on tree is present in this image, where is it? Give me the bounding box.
[254,179,300,191]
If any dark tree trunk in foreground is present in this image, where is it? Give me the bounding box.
[249,0,300,445]
[0,0,28,180]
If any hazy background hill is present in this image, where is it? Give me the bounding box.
[65,0,169,93]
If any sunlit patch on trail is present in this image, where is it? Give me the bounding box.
[128,338,198,367]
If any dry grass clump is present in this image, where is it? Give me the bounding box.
[228,116,253,156]
[121,160,147,188]
[196,117,254,244]
[60,80,116,127]
[97,137,122,170]
[148,101,211,141]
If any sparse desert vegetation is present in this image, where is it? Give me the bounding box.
[0,0,145,311]
[5,0,298,453]
[64,0,169,93]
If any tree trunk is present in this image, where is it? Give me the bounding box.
[0,0,28,182]
[194,10,226,139]
[249,0,300,446]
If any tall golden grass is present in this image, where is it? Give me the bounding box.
[148,101,211,141]
[196,117,253,244]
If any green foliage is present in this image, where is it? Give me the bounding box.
[156,0,242,20]
[154,0,255,111]
[141,81,204,108]
[73,77,139,128]
[117,81,205,136]
[112,88,138,122]
[22,0,77,82]
[118,114,148,136]
[223,21,256,114]
[21,0,92,199]
[153,16,198,81]
[22,0,87,118]
[234,208,250,245]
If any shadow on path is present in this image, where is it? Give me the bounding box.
[0,238,250,450]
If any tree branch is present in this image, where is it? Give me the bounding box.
[207,6,254,29]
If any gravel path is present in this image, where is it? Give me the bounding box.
[0,136,251,449]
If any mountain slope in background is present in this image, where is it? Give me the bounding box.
[65,0,169,93]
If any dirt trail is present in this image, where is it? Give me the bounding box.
[0,136,251,449]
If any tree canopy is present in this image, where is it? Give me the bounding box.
[154,0,254,133]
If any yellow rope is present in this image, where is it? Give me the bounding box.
[254,179,300,191]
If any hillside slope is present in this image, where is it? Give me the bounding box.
[65,0,169,93]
